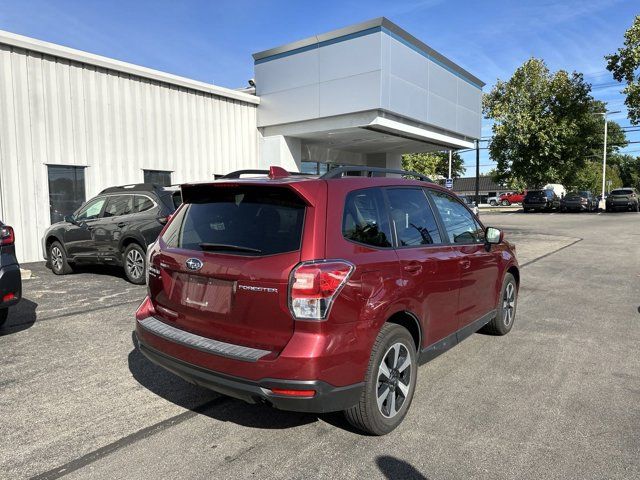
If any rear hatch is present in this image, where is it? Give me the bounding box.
[148,183,309,353]
[563,192,584,205]
[524,190,547,204]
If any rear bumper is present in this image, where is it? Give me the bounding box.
[562,203,588,210]
[523,202,549,210]
[0,263,21,308]
[136,335,363,413]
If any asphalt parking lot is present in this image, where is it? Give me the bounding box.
[1,211,639,480]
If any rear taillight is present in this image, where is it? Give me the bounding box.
[0,225,14,246]
[289,260,354,320]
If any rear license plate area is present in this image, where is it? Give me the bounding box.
[175,273,233,314]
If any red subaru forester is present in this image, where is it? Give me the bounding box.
[135,166,519,435]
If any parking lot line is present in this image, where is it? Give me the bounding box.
[31,397,228,480]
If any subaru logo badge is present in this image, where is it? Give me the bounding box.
[185,258,203,271]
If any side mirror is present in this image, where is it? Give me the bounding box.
[485,227,503,245]
[64,215,76,224]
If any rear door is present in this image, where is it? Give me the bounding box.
[148,184,308,352]
[428,189,499,330]
[385,187,460,348]
[101,194,134,258]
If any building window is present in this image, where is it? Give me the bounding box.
[300,161,330,175]
[47,166,86,224]
[143,169,172,186]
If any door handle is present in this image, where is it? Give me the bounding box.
[460,259,471,270]
[403,262,423,275]
[117,222,126,228]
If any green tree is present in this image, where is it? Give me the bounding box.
[606,15,640,124]
[402,151,466,178]
[611,154,640,190]
[573,161,623,193]
[483,58,613,188]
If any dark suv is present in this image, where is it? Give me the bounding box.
[135,166,519,435]
[605,188,639,212]
[523,189,560,212]
[43,184,181,284]
[0,221,21,327]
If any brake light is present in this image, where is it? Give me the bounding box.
[289,260,354,320]
[269,388,316,397]
[0,225,14,246]
[2,293,16,302]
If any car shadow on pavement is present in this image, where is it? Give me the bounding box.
[0,298,38,336]
[376,456,429,480]
[127,334,317,430]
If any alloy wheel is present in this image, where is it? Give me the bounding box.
[51,246,63,272]
[126,249,144,280]
[502,282,516,327]
[376,342,412,418]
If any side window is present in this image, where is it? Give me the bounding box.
[132,195,155,213]
[104,195,133,218]
[386,188,441,246]
[429,191,484,244]
[75,197,106,221]
[342,188,392,248]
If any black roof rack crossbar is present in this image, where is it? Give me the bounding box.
[320,166,432,182]
[100,183,162,194]
[220,169,314,179]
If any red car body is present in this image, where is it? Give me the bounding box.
[135,168,519,420]
[499,192,525,205]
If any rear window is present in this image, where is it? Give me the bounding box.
[162,186,305,255]
[611,189,633,195]
[342,188,392,248]
[525,190,545,198]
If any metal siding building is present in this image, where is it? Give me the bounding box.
[0,32,259,262]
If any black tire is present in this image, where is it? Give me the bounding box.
[501,200,510,206]
[523,208,530,213]
[490,200,497,206]
[49,241,73,275]
[344,324,417,436]
[0,308,7,327]
[605,206,611,213]
[481,273,518,336]
[123,243,146,285]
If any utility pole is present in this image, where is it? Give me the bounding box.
[448,150,452,180]
[596,110,620,209]
[600,114,608,208]
[475,139,480,205]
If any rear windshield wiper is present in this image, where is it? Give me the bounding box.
[198,243,262,254]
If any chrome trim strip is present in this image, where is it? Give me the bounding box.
[138,317,270,362]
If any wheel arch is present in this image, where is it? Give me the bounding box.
[385,310,422,352]
[507,264,520,289]
[119,234,146,253]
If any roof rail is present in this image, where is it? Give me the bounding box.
[320,166,432,182]
[99,183,160,194]
[220,169,313,179]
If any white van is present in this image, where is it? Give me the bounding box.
[543,184,566,198]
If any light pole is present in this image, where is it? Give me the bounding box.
[448,150,452,180]
[595,110,620,209]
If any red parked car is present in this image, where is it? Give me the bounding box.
[135,166,520,435]
[499,191,525,206]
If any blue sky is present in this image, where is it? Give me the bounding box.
[0,0,638,173]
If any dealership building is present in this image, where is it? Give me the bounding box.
[0,17,484,262]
